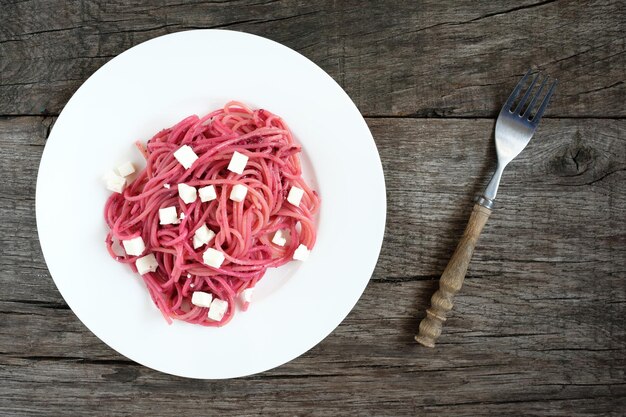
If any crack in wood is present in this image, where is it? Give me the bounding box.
[422,394,622,408]
[1,299,69,309]
[5,355,133,366]
[0,26,82,43]
[575,81,624,97]
[464,0,559,23]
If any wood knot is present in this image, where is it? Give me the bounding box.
[548,141,596,177]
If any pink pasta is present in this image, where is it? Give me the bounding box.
[104,102,320,326]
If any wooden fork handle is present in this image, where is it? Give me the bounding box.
[415,203,491,347]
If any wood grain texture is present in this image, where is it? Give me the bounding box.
[1,115,624,416]
[1,0,625,415]
[0,0,624,117]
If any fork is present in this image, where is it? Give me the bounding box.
[415,70,558,348]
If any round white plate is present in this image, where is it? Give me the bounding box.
[36,30,386,379]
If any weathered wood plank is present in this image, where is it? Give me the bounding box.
[2,275,625,367]
[371,117,626,279]
[0,360,624,416]
[0,115,624,415]
[0,278,624,416]
[2,1,625,415]
[0,0,624,117]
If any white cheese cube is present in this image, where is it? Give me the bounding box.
[208,298,228,321]
[191,291,213,308]
[122,236,145,256]
[103,170,116,181]
[203,248,225,268]
[195,224,214,241]
[229,184,248,202]
[135,253,158,274]
[104,171,126,193]
[227,151,249,174]
[116,161,135,177]
[272,230,287,246]
[293,244,310,261]
[240,288,254,304]
[198,185,217,202]
[173,145,199,169]
[178,183,197,204]
[287,186,304,206]
[179,212,185,220]
[110,237,126,257]
[193,224,215,249]
[159,206,178,225]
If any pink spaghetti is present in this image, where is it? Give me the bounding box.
[104,102,320,326]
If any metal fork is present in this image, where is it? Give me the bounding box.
[415,70,558,347]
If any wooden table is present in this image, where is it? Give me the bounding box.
[1,1,624,415]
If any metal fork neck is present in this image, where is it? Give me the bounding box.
[485,164,505,198]
[475,195,495,209]
[476,163,506,209]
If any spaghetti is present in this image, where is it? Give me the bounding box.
[104,102,320,326]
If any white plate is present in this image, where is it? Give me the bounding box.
[36,30,386,379]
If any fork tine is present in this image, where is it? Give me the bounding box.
[522,75,549,118]
[531,79,558,124]
[513,72,540,114]
[503,69,532,111]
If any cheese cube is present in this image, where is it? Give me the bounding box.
[208,298,228,321]
[173,145,199,169]
[135,253,158,274]
[159,206,178,225]
[198,185,217,202]
[193,224,216,249]
[122,236,145,256]
[227,151,249,174]
[203,248,225,268]
[103,171,115,181]
[104,171,126,193]
[191,291,213,308]
[272,230,287,246]
[110,237,126,257]
[116,161,135,177]
[287,186,304,206]
[178,183,197,204]
[179,212,185,220]
[229,184,248,202]
[240,288,254,304]
[196,225,214,242]
[293,244,310,261]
